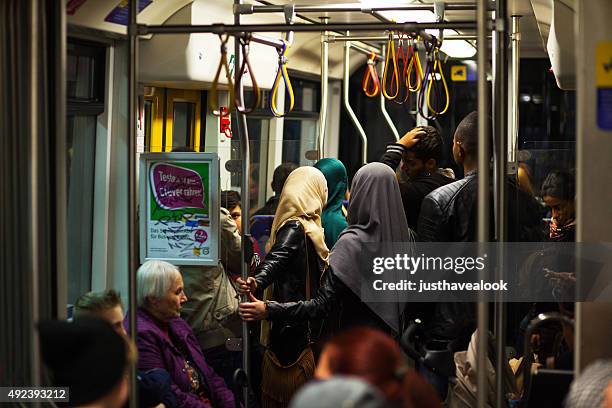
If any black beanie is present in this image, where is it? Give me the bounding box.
[37,317,127,406]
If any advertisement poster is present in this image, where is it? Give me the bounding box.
[140,153,219,265]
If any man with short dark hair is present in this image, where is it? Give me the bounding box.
[417,112,481,242]
[417,111,542,243]
[252,162,297,217]
[380,126,454,230]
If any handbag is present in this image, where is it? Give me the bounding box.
[260,231,316,408]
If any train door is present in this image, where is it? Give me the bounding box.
[144,87,204,152]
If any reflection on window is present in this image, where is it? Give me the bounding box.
[172,102,196,150]
[230,116,270,215]
[67,55,93,99]
[282,119,317,166]
[144,100,152,150]
[66,39,105,305]
[67,116,96,303]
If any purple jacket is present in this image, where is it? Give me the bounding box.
[126,308,237,408]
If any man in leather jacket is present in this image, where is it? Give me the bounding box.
[412,112,543,397]
[417,111,543,244]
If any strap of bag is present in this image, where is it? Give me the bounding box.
[304,231,311,300]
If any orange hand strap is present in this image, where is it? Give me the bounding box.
[362,52,381,97]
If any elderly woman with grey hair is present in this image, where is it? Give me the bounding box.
[125,260,237,408]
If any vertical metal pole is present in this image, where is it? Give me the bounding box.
[508,16,521,165]
[477,0,490,407]
[494,0,508,406]
[28,0,42,390]
[234,2,251,406]
[379,44,400,141]
[319,17,329,158]
[128,1,139,407]
[54,0,68,322]
[343,31,368,165]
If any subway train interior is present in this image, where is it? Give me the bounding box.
[2,0,612,407]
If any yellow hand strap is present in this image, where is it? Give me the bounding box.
[209,34,235,118]
[406,38,424,93]
[270,40,295,117]
[425,48,450,116]
[382,31,400,100]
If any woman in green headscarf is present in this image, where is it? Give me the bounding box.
[314,158,348,248]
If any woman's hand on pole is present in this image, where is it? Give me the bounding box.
[235,276,257,294]
[239,292,268,321]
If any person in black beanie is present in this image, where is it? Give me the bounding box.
[38,317,130,408]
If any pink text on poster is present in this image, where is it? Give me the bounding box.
[150,163,206,210]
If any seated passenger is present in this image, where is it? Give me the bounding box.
[380,126,453,230]
[127,260,236,408]
[74,289,177,408]
[252,162,297,217]
[316,328,442,408]
[541,170,576,242]
[565,359,612,408]
[239,163,414,338]
[38,317,132,408]
[313,158,348,248]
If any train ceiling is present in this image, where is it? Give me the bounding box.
[68,0,556,81]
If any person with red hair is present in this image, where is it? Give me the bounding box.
[315,327,442,408]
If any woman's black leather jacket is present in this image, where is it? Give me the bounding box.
[254,220,326,364]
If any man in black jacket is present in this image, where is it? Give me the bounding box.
[417,111,543,243]
[411,112,543,399]
[380,126,454,230]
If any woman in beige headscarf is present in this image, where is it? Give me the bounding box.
[238,166,329,408]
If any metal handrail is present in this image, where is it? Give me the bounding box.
[141,21,480,35]
[343,33,368,165]
[235,3,485,14]
[319,19,329,159]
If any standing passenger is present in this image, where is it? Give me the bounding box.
[380,126,453,230]
[239,163,415,337]
[417,111,542,243]
[239,166,329,408]
[313,158,348,249]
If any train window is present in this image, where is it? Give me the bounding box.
[143,87,164,152]
[165,89,202,152]
[66,116,96,303]
[65,39,106,304]
[67,40,105,104]
[172,102,196,150]
[515,59,576,241]
[144,99,153,149]
[230,116,271,214]
[282,118,317,166]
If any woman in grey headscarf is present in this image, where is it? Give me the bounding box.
[239,162,415,337]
